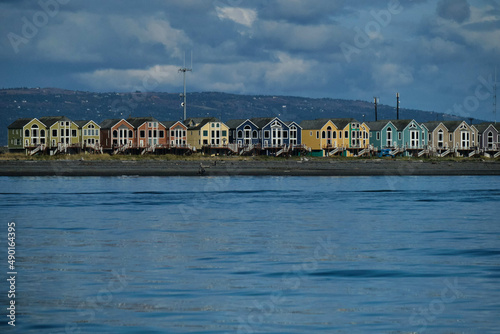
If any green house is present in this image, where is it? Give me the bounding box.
[7,118,47,151]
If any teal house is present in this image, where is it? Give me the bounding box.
[368,119,428,155]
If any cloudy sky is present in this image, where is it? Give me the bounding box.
[1,0,499,120]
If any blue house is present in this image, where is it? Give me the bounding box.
[226,119,260,146]
[250,117,291,148]
[287,121,302,147]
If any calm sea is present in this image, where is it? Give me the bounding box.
[0,176,499,334]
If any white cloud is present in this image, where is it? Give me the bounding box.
[216,7,257,28]
[77,65,181,91]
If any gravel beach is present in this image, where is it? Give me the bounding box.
[1,159,499,176]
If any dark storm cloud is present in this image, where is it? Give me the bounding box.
[437,0,471,23]
[0,0,499,121]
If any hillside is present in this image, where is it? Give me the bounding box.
[0,87,477,146]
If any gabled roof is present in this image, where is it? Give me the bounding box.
[185,117,221,130]
[299,118,332,130]
[225,119,248,129]
[74,120,100,128]
[441,121,466,132]
[422,121,444,132]
[249,117,280,128]
[286,121,302,129]
[100,118,133,129]
[127,117,159,128]
[161,120,185,129]
[474,122,498,133]
[390,119,415,131]
[39,116,72,127]
[330,118,358,129]
[8,118,35,129]
[365,120,392,131]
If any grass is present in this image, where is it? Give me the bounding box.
[0,152,498,162]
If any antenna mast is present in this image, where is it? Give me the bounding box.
[494,67,497,124]
[374,97,379,121]
[396,92,400,120]
[179,52,192,121]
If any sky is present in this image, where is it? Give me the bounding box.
[1,0,499,121]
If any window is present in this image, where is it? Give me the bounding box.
[322,131,326,139]
[203,130,208,137]
[66,122,70,126]
[72,130,77,137]
[283,131,288,139]
[140,130,145,138]
[264,130,270,139]
[40,130,45,137]
[449,134,452,141]
[148,122,152,127]
[148,130,152,137]
[398,132,402,140]
[339,131,342,139]
[238,130,243,138]
[84,129,87,136]
[252,130,258,139]
[376,132,380,140]
[159,131,164,138]
[310,131,312,136]
[345,131,348,138]
[129,130,133,138]
[217,123,220,128]
[171,130,175,137]
[153,130,157,137]
[60,122,64,126]
[222,130,227,137]
[60,129,64,136]
[316,131,319,139]
[52,129,57,137]
[333,132,337,139]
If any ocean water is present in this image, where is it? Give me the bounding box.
[0,175,499,334]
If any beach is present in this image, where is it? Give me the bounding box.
[0,159,499,176]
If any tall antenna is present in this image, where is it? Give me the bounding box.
[179,51,192,121]
[396,92,400,120]
[494,66,497,124]
[374,97,379,121]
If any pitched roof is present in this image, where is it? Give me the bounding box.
[365,120,391,131]
[185,117,221,130]
[441,121,466,131]
[249,117,278,128]
[422,121,443,132]
[127,117,159,128]
[8,118,34,129]
[161,120,185,129]
[299,118,332,130]
[330,118,358,129]
[225,119,247,129]
[39,116,72,127]
[474,122,498,133]
[390,119,414,130]
[74,120,100,128]
[100,119,125,129]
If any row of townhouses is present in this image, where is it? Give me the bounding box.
[7,116,500,158]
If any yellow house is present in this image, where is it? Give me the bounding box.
[38,116,79,149]
[300,119,339,156]
[75,120,101,148]
[331,118,370,156]
[185,117,229,150]
[7,118,48,150]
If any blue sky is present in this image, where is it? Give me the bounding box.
[1,0,499,121]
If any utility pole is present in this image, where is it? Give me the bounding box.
[494,67,497,124]
[396,92,400,120]
[179,52,192,121]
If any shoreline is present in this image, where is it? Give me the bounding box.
[1,160,499,176]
